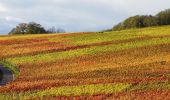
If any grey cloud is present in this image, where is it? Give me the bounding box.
[0,0,170,34]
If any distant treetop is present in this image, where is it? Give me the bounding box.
[112,8,170,31]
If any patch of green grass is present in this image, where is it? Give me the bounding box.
[0,60,19,78]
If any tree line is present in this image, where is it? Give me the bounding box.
[112,8,170,31]
[9,22,65,35]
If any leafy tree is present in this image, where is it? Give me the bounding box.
[156,9,170,25]
[11,23,28,34]
[110,9,170,31]
[112,15,159,31]
[18,23,27,34]
[112,15,146,30]
[143,15,158,27]
[9,22,46,35]
[27,22,46,34]
[9,28,17,35]
[112,23,123,31]
[124,16,138,28]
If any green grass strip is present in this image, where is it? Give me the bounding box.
[0,60,19,78]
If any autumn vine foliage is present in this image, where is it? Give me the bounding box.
[1,26,170,99]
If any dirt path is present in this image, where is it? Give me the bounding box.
[0,65,14,86]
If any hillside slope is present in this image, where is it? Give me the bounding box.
[0,26,170,99]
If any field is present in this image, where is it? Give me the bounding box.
[0,26,170,99]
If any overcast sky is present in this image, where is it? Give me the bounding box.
[0,0,170,34]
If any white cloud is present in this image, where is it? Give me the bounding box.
[5,16,22,22]
[0,3,7,12]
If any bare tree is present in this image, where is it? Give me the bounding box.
[47,27,66,33]
[47,26,57,33]
[56,28,65,33]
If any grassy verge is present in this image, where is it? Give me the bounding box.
[0,60,19,78]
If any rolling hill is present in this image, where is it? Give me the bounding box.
[1,26,170,99]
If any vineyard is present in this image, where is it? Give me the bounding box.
[0,26,170,99]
